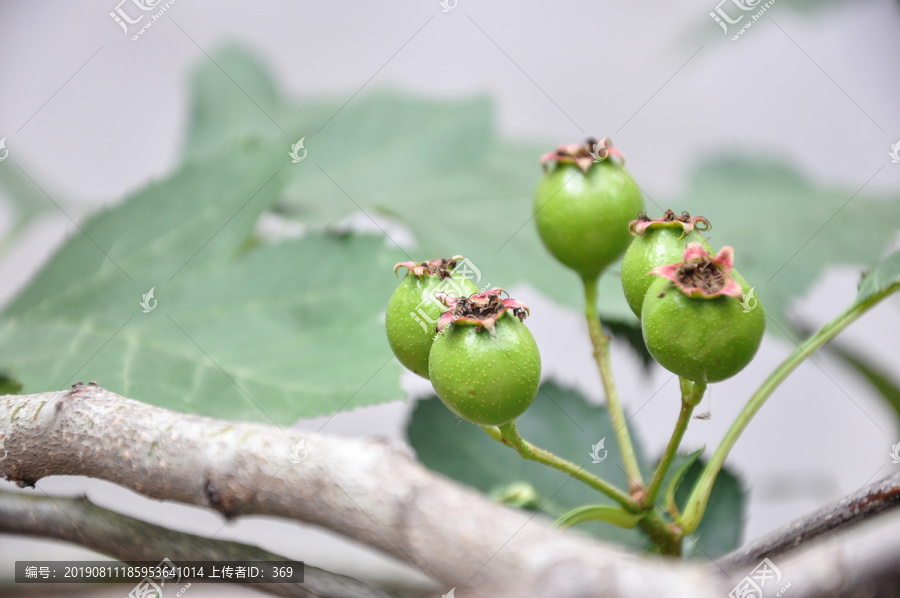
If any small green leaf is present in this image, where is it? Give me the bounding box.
[555,504,645,530]
[408,384,651,550]
[661,448,705,515]
[856,248,900,306]
[0,373,22,396]
[674,458,745,558]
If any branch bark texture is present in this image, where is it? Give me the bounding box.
[3,386,900,597]
[0,490,400,598]
[0,386,718,598]
[718,470,900,572]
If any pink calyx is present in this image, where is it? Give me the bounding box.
[435,288,530,334]
[650,244,743,299]
[629,209,711,237]
[394,255,466,279]
[540,137,625,174]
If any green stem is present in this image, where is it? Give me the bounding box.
[680,295,889,534]
[492,422,639,512]
[642,379,704,509]
[583,275,644,492]
[555,504,645,530]
[489,424,682,554]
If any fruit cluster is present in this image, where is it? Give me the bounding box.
[386,261,540,426]
[386,138,766,429]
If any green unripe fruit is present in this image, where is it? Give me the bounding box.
[641,244,765,383]
[386,257,478,379]
[621,210,712,318]
[428,290,541,426]
[534,138,644,281]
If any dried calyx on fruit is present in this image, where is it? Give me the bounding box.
[640,243,765,383]
[428,288,541,426]
[435,288,529,333]
[540,136,625,174]
[621,209,713,318]
[534,137,644,281]
[393,256,465,279]
[385,256,478,379]
[628,209,710,237]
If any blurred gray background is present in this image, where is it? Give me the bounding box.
[1,0,899,595]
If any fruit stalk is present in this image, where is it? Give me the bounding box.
[642,378,705,510]
[492,421,639,511]
[583,276,644,492]
[680,295,887,535]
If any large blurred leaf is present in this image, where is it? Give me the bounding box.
[0,138,406,423]
[675,458,745,559]
[678,158,900,333]
[0,161,58,257]
[182,46,633,319]
[184,47,900,331]
[827,345,900,421]
[408,384,650,550]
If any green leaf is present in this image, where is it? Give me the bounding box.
[408,384,652,550]
[856,248,900,306]
[661,448,705,515]
[183,47,900,330]
[674,458,745,558]
[0,138,407,422]
[0,162,58,258]
[827,344,900,422]
[0,373,22,396]
[602,317,654,371]
[182,47,635,319]
[184,46,283,159]
[677,158,900,334]
[778,0,850,12]
[555,504,645,530]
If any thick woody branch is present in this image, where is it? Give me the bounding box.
[0,386,721,598]
[0,490,403,598]
[751,509,900,598]
[6,387,900,597]
[718,470,900,572]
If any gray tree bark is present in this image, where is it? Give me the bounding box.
[3,385,900,597]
